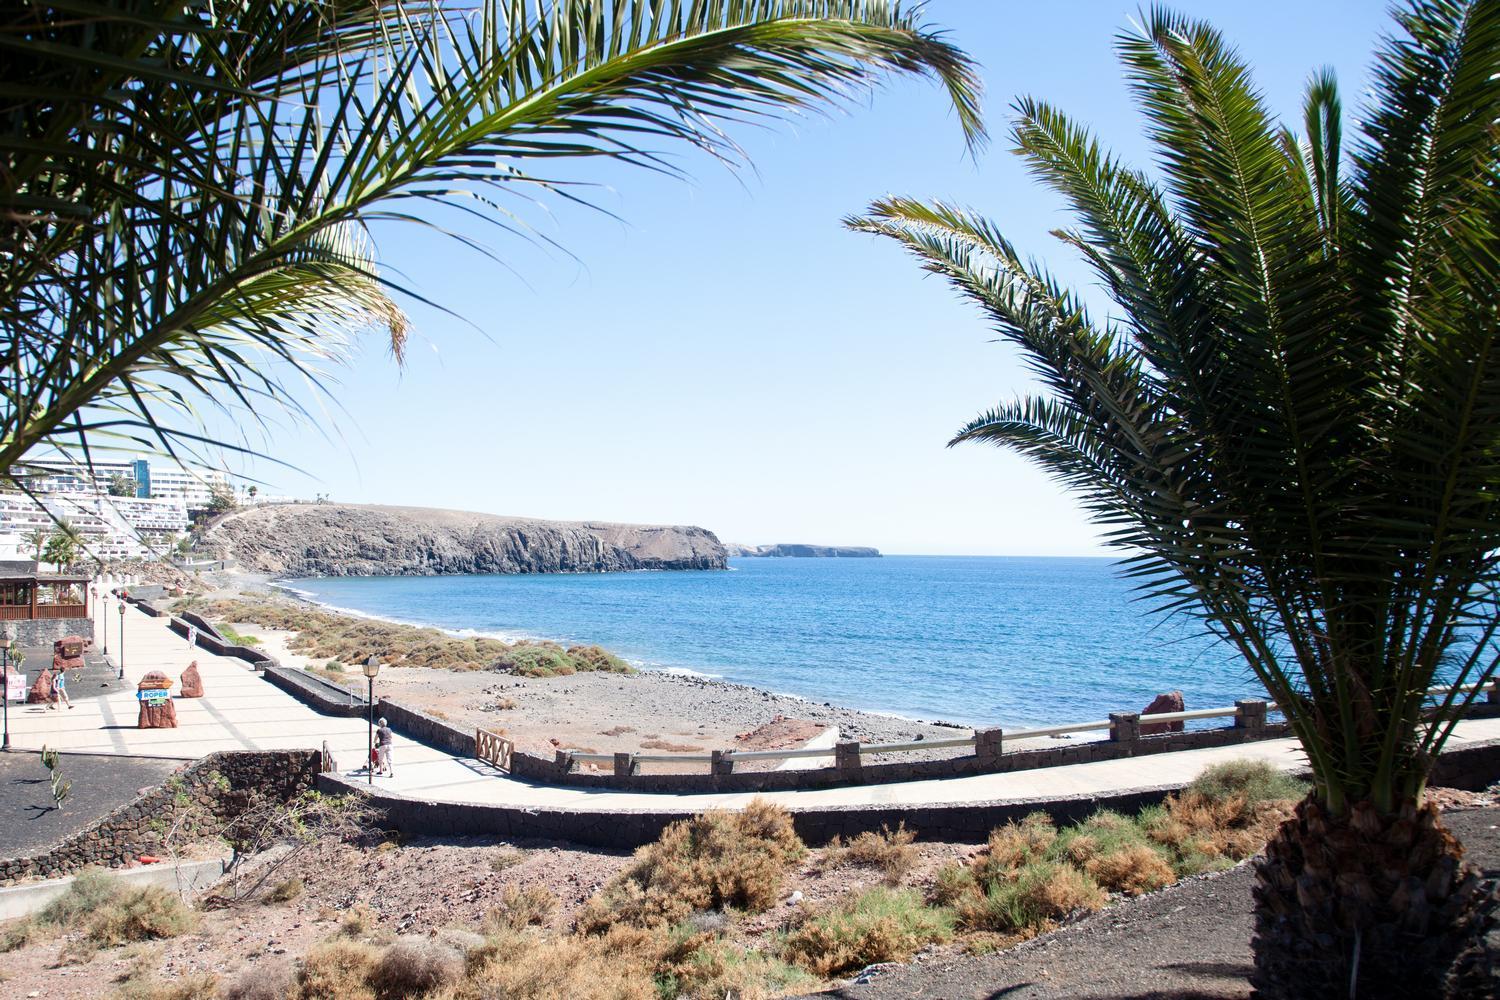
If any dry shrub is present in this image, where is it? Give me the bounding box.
[782,887,953,977]
[973,813,1056,884]
[0,918,37,953]
[340,904,379,938]
[221,960,295,1000]
[956,862,1105,933]
[87,886,198,946]
[264,878,304,904]
[826,823,918,882]
[293,938,381,1000]
[658,931,812,1000]
[1144,790,1295,873]
[489,850,526,872]
[930,863,978,907]
[368,937,464,999]
[578,800,804,932]
[1084,845,1176,896]
[464,930,657,1000]
[484,885,558,932]
[113,970,219,1000]
[640,739,703,752]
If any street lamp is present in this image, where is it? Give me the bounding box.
[117,592,127,680]
[1,627,11,751]
[363,655,381,784]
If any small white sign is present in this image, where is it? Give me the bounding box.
[4,674,25,702]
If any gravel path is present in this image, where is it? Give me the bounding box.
[808,809,1500,1000]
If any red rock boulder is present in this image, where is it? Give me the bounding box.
[1140,690,1185,735]
[179,661,204,698]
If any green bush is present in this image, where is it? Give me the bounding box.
[566,644,632,673]
[494,642,575,677]
[1186,759,1307,806]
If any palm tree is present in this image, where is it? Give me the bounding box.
[1,0,982,480]
[23,526,49,562]
[42,520,81,570]
[851,3,1499,997]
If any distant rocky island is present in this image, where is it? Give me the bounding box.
[203,503,727,577]
[726,543,882,558]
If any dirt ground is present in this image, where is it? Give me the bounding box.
[4,790,1494,999]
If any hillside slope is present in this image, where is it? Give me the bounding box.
[204,503,727,577]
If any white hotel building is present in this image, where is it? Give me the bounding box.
[21,458,230,511]
[0,457,218,562]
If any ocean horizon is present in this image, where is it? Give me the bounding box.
[283,555,1261,729]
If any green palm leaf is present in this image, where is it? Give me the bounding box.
[1,0,985,483]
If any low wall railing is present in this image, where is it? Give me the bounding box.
[548,681,1499,780]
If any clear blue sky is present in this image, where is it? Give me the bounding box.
[225,1,1388,556]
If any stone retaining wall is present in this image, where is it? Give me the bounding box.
[504,719,1295,793]
[376,699,476,758]
[8,618,93,648]
[170,613,275,671]
[321,737,1500,849]
[0,750,321,886]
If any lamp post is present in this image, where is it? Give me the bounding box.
[363,655,381,784]
[1,627,11,751]
[117,592,127,680]
[101,588,109,655]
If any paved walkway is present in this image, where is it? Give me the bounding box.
[8,605,1500,815]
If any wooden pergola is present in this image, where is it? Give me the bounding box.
[0,560,90,622]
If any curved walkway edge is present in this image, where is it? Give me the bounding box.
[319,736,1500,849]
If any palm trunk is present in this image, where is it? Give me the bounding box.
[1251,797,1498,999]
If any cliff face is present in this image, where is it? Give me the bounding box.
[204,504,727,577]
[726,543,882,558]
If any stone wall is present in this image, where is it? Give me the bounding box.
[0,750,321,886]
[8,617,93,648]
[376,699,476,758]
[323,737,1500,849]
[501,718,1294,793]
[171,613,275,671]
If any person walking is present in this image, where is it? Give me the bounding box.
[375,717,394,777]
[53,667,72,710]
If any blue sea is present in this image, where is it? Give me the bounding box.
[284,556,1260,729]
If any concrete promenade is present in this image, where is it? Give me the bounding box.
[10,604,1500,816]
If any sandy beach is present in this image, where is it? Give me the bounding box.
[229,604,971,765]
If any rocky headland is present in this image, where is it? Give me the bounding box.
[726,542,882,558]
[202,503,727,577]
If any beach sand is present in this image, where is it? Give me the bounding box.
[241,620,971,765]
